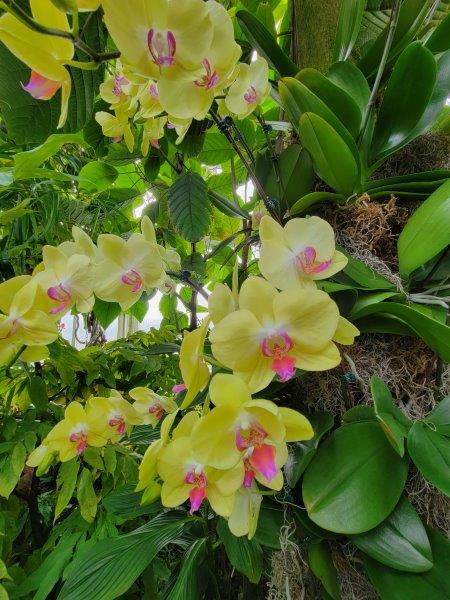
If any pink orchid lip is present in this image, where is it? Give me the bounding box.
[148,29,176,67]
[295,246,332,274]
[194,58,219,89]
[172,383,187,394]
[249,444,277,481]
[244,85,258,104]
[69,431,87,455]
[243,461,255,488]
[236,425,277,483]
[108,415,126,435]
[149,83,159,98]
[112,75,128,96]
[185,470,208,514]
[47,283,72,315]
[22,71,61,100]
[262,331,296,382]
[121,269,143,293]
[148,403,165,421]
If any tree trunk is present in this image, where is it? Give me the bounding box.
[293,0,344,72]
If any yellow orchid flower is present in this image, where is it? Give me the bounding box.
[34,246,95,315]
[95,110,135,152]
[100,75,135,110]
[251,201,269,231]
[158,2,241,120]
[27,442,54,468]
[334,316,360,345]
[136,410,179,493]
[129,387,178,427]
[172,318,210,409]
[87,391,142,442]
[140,216,181,293]
[225,57,270,119]
[93,232,165,310]
[167,115,193,144]
[208,283,237,325]
[141,116,167,156]
[102,0,213,80]
[135,81,163,120]
[192,374,312,490]
[45,401,109,461]
[227,484,262,539]
[57,226,99,263]
[259,215,348,291]
[209,276,341,392]
[0,0,73,128]
[158,412,244,515]
[0,276,59,365]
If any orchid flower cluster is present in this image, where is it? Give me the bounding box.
[0,216,180,367]
[19,213,359,538]
[0,0,271,150]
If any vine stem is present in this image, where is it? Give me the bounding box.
[0,0,120,63]
[358,0,401,147]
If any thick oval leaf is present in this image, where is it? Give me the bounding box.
[284,411,334,488]
[76,468,97,523]
[302,421,409,534]
[358,0,434,77]
[425,12,450,53]
[371,42,437,159]
[236,10,298,76]
[398,177,450,279]
[332,0,367,62]
[265,144,314,207]
[79,161,118,193]
[297,68,362,136]
[352,496,433,572]
[299,113,359,196]
[407,421,450,497]
[308,541,341,599]
[364,527,450,600]
[169,172,212,242]
[327,61,371,117]
[55,459,80,521]
[290,191,345,216]
[217,518,263,583]
[424,396,450,437]
[58,513,188,600]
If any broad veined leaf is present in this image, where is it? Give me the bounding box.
[217,518,263,583]
[370,375,411,456]
[78,161,118,193]
[264,144,315,207]
[236,10,298,76]
[351,301,450,362]
[284,411,334,487]
[102,484,162,520]
[55,459,80,521]
[165,538,209,600]
[364,527,450,600]
[93,298,121,330]
[0,441,26,498]
[308,541,341,599]
[327,61,371,117]
[352,496,433,572]
[398,179,450,278]
[425,11,450,53]
[297,68,362,137]
[358,0,434,77]
[77,468,97,523]
[302,421,409,534]
[333,0,367,62]
[256,1,276,35]
[424,395,450,437]
[198,132,234,165]
[371,42,437,160]
[168,172,212,242]
[407,421,450,497]
[290,191,346,216]
[299,113,359,196]
[58,513,189,600]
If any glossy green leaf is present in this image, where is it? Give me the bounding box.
[198,132,234,165]
[299,113,359,196]
[327,61,371,116]
[93,298,121,330]
[284,411,334,487]
[58,513,188,600]
[208,190,250,219]
[340,249,396,290]
[352,496,433,572]
[297,68,362,136]
[77,468,97,523]
[398,176,450,280]
[407,421,450,497]
[102,484,161,520]
[256,1,276,35]
[290,191,345,215]
[358,0,434,77]
[371,43,437,159]
[332,0,367,62]
[169,172,212,242]
[166,538,208,600]
[78,161,118,193]
[365,169,450,190]
[217,518,263,583]
[364,527,450,599]
[0,441,26,498]
[237,10,298,76]
[342,405,377,424]
[424,396,450,437]
[253,500,284,550]
[370,375,411,456]
[28,376,48,413]
[352,302,450,362]
[308,541,341,599]
[55,459,80,521]
[302,421,408,534]
[426,12,450,53]
[265,144,314,207]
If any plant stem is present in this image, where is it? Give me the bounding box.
[358,0,401,146]
[167,271,209,300]
[5,344,26,378]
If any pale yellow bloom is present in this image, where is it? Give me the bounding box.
[225,57,270,118]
